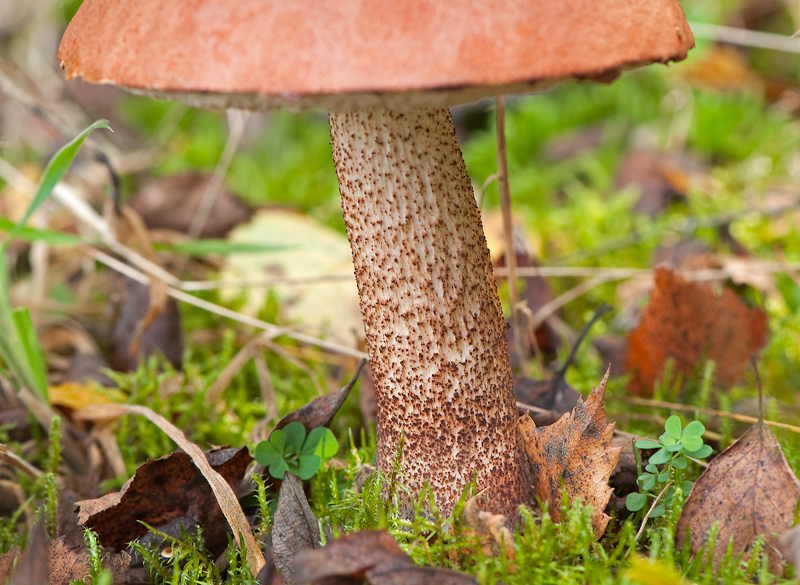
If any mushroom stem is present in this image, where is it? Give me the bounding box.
[329,107,533,518]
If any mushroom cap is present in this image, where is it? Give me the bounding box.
[58,0,693,111]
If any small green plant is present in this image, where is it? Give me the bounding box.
[254,422,338,480]
[626,415,713,517]
[0,120,111,403]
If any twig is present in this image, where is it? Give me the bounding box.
[258,338,325,396]
[532,275,616,328]
[206,335,269,403]
[612,396,800,434]
[688,21,800,53]
[180,273,355,291]
[186,111,248,240]
[496,96,527,376]
[251,346,279,423]
[84,247,368,360]
[476,173,498,210]
[0,443,42,479]
[635,481,673,542]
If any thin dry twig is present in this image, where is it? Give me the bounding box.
[84,247,368,360]
[206,335,267,403]
[635,481,673,542]
[496,96,527,376]
[0,443,42,479]
[180,273,355,291]
[251,346,279,422]
[688,21,800,53]
[775,245,800,290]
[532,275,616,328]
[613,396,800,434]
[187,111,249,240]
[476,173,498,210]
[259,338,325,396]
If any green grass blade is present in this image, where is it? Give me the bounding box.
[5,119,111,244]
[0,216,82,246]
[153,239,292,256]
[10,308,48,400]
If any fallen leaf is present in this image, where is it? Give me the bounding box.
[519,369,620,538]
[76,446,252,555]
[777,525,800,574]
[294,530,478,585]
[131,171,252,238]
[48,537,131,585]
[675,417,800,573]
[626,267,768,396]
[0,547,21,584]
[366,565,478,585]
[294,530,409,583]
[74,402,263,577]
[681,45,764,94]
[220,209,363,349]
[273,471,322,585]
[109,274,183,372]
[616,150,688,217]
[7,520,47,585]
[48,381,123,411]
[271,358,366,436]
[514,376,581,426]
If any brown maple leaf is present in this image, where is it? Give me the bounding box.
[626,267,767,396]
[676,417,800,574]
[519,370,620,539]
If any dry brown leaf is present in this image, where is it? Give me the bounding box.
[7,520,47,585]
[294,530,409,583]
[626,267,768,396]
[294,530,478,585]
[616,150,688,217]
[777,525,800,574]
[76,447,251,555]
[681,45,764,94]
[74,403,265,576]
[676,417,800,573]
[271,359,366,437]
[109,274,183,372]
[273,472,322,585]
[131,171,252,238]
[0,547,20,584]
[519,369,620,538]
[48,538,130,585]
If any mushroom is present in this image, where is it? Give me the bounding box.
[58,0,693,518]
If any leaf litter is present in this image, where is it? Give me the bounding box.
[519,368,620,539]
[626,267,768,396]
[676,361,800,573]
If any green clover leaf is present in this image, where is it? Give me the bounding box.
[682,420,705,438]
[626,492,647,512]
[283,422,307,453]
[635,440,662,450]
[681,435,704,453]
[649,448,671,466]
[664,415,683,440]
[684,444,712,459]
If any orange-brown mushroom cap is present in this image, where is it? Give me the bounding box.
[58,0,694,112]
